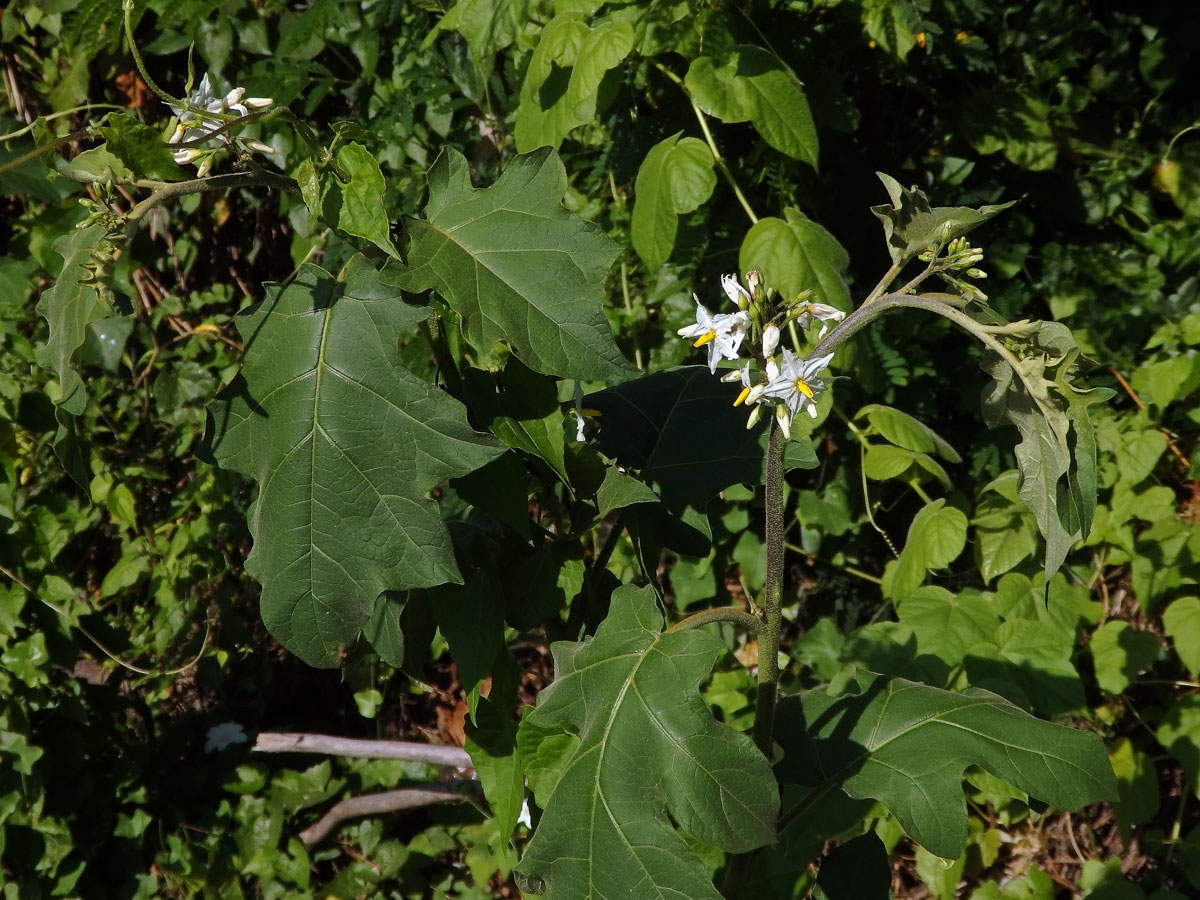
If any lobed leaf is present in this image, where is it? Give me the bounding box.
[775,675,1117,859]
[871,173,1016,266]
[515,584,778,898]
[402,147,630,380]
[204,257,503,666]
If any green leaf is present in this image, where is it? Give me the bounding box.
[35,226,110,417]
[513,14,633,151]
[979,325,1113,579]
[887,500,968,599]
[465,654,525,839]
[62,144,134,183]
[402,147,629,380]
[100,113,187,181]
[858,404,961,461]
[595,467,660,518]
[631,133,716,269]
[812,832,891,900]
[431,570,506,698]
[335,142,399,258]
[1089,621,1162,695]
[1163,597,1200,678]
[514,584,778,898]
[686,47,818,166]
[973,473,1038,583]
[740,207,849,308]
[430,0,531,79]
[862,0,922,60]
[584,367,765,510]
[204,257,503,665]
[775,675,1117,859]
[1157,695,1200,798]
[896,586,1000,666]
[461,359,569,485]
[871,173,1016,266]
[364,592,406,668]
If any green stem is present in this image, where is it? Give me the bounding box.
[668,607,762,635]
[125,170,298,241]
[654,62,759,225]
[0,105,123,142]
[123,1,185,108]
[0,128,95,177]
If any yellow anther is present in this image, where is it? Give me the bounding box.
[794,378,814,399]
[693,330,717,348]
[734,387,751,407]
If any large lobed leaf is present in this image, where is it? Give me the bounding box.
[204,258,503,666]
[402,147,630,380]
[515,585,778,898]
[775,675,1116,859]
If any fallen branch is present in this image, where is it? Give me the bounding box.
[254,732,473,770]
[299,786,469,848]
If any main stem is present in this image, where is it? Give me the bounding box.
[722,420,786,899]
[753,419,786,756]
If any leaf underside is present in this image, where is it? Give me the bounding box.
[204,258,503,666]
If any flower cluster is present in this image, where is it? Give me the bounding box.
[168,73,273,175]
[679,273,844,439]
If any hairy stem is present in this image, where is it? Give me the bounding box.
[123,0,184,108]
[125,170,299,243]
[668,607,762,635]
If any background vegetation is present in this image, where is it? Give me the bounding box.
[2,0,1199,897]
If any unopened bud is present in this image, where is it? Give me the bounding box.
[746,405,763,429]
[745,269,762,295]
[966,268,987,279]
[196,156,214,178]
[775,404,792,439]
[762,324,780,357]
[243,139,275,154]
[245,97,274,109]
[721,369,742,383]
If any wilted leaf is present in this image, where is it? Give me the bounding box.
[204,257,503,665]
[515,584,778,898]
[402,147,630,380]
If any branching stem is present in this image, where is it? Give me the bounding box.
[668,607,762,635]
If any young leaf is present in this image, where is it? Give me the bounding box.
[886,499,967,599]
[858,404,961,462]
[740,208,850,308]
[514,584,778,898]
[514,13,632,151]
[204,258,503,666]
[631,132,716,269]
[334,142,400,258]
[775,675,1117,859]
[402,147,630,380]
[871,173,1016,266]
[583,367,765,510]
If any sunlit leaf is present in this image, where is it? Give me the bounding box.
[402,147,630,380]
[515,584,777,898]
[632,133,716,269]
[741,208,850,308]
[204,257,503,665]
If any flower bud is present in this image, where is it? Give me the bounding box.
[245,97,274,109]
[775,404,792,439]
[243,139,276,154]
[196,156,214,178]
[762,324,780,357]
[746,405,763,429]
[966,268,987,279]
[745,269,762,295]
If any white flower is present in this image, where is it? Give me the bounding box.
[721,274,751,309]
[168,73,273,164]
[677,301,750,372]
[762,324,780,358]
[796,302,846,339]
[204,722,248,753]
[571,381,597,441]
[761,349,833,431]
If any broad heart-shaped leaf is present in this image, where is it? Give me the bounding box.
[886,499,968,600]
[401,147,630,380]
[871,172,1017,266]
[775,675,1116,859]
[1163,597,1200,678]
[740,208,850,309]
[514,13,633,151]
[685,46,818,167]
[583,367,765,510]
[204,258,503,666]
[514,584,778,899]
[631,132,716,269]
